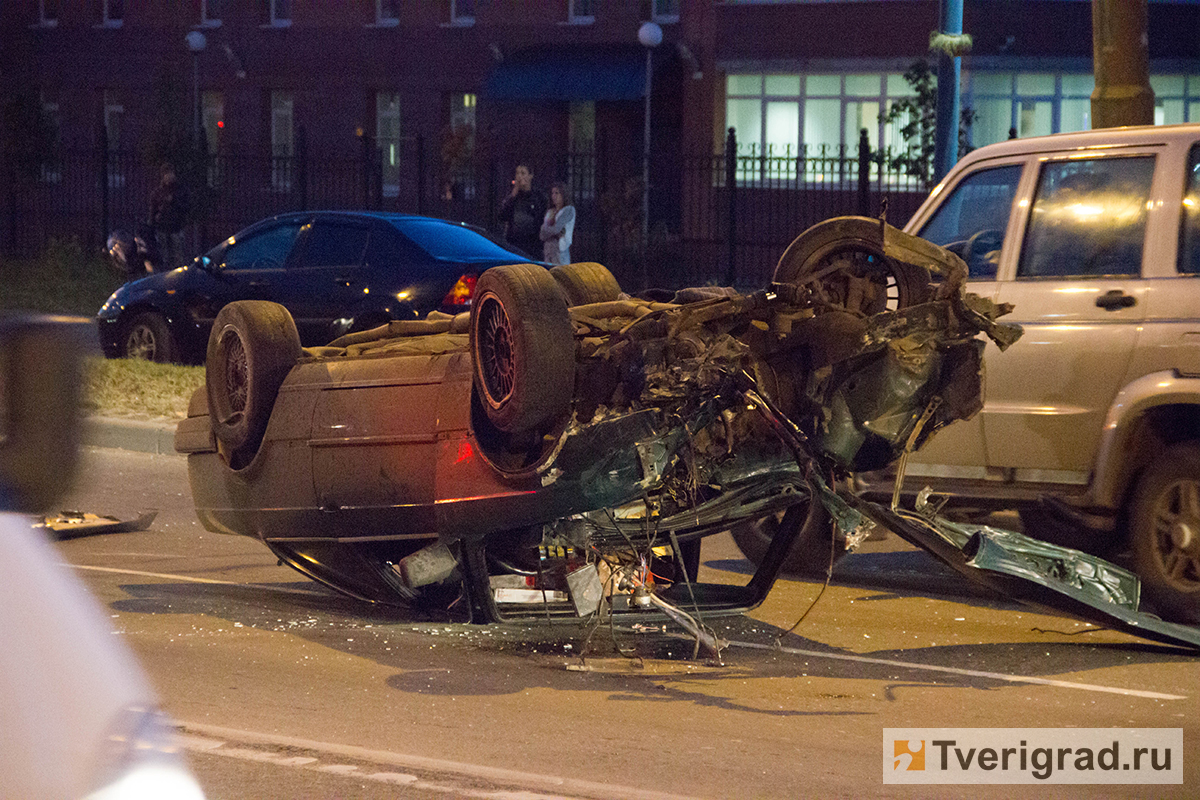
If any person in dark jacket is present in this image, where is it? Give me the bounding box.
[149,162,190,268]
[497,163,546,260]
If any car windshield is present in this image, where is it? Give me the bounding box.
[393,219,526,262]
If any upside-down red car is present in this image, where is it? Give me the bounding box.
[176,217,1200,650]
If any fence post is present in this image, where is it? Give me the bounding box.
[857,128,870,217]
[296,125,308,211]
[99,125,110,246]
[416,133,425,216]
[724,127,737,287]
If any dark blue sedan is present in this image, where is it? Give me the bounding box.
[97,211,536,363]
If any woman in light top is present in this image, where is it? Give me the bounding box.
[539,182,575,265]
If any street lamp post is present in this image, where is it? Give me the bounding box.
[638,21,662,287]
[185,31,207,145]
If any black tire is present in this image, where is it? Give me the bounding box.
[1128,442,1200,624]
[550,262,622,307]
[730,496,844,578]
[205,300,302,465]
[775,218,930,314]
[122,311,177,363]
[469,264,575,434]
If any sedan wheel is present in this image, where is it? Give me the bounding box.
[123,312,176,363]
[1129,442,1200,623]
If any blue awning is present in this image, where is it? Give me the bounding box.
[484,46,647,101]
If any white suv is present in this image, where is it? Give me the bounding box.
[897,123,1200,623]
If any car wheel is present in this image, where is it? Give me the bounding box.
[730,496,843,578]
[469,264,575,434]
[1128,442,1200,623]
[775,218,931,314]
[122,312,176,363]
[550,262,622,307]
[205,301,302,467]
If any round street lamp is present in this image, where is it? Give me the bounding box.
[637,21,662,286]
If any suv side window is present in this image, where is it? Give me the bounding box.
[221,223,303,271]
[1018,157,1155,279]
[1178,144,1200,275]
[918,164,1022,279]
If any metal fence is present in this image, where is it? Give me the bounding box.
[2,127,931,291]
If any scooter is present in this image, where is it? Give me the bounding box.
[105,222,163,280]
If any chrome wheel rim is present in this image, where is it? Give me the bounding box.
[476,294,514,408]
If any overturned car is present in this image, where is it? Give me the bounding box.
[177,217,1200,650]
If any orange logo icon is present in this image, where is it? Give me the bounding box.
[893,740,925,771]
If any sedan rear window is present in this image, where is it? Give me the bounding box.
[394,219,525,262]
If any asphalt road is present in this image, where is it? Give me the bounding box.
[46,446,1200,799]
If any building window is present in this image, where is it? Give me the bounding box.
[569,101,596,200]
[101,0,124,27]
[376,92,401,198]
[725,72,913,181]
[202,90,225,187]
[201,0,222,27]
[968,71,1199,148]
[443,92,476,199]
[40,95,61,184]
[271,91,294,191]
[265,0,292,27]
[568,0,595,24]
[450,0,475,26]
[652,0,679,23]
[36,0,59,27]
[103,90,125,187]
[375,0,399,26]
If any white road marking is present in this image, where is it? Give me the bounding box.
[67,563,325,598]
[727,640,1188,700]
[177,722,704,800]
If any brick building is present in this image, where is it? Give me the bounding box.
[3,1,1199,287]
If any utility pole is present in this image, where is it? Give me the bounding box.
[933,0,964,183]
[1091,0,1153,128]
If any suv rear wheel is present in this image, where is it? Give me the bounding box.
[1129,442,1200,623]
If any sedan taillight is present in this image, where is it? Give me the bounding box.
[441,273,478,308]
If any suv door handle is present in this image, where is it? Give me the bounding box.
[1096,290,1136,311]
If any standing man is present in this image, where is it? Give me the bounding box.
[149,162,190,268]
[498,163,546,260]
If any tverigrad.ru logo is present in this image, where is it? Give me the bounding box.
[883,729,1181,784]
[893,740,925,771]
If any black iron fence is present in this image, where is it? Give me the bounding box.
[3,127,931,291]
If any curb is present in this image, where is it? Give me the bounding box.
[81,415,181,456]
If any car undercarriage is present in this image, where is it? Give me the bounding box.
[177,217,1200,653]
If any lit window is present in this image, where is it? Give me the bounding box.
[267,0,291,27]
[376,0,398,26]
[101,0,124,27]
[451,0,475,26]
[377,92,401,198]
[271,91,294,191]
[652,0,678,23]
[201,0,222,27]
[569,0,595,24]
[37,0,58,27]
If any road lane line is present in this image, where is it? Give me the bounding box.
[67,563,326,598]
[727,640,1187,700]
[178,722,703,800]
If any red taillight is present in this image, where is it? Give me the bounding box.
[441,273,478,307]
